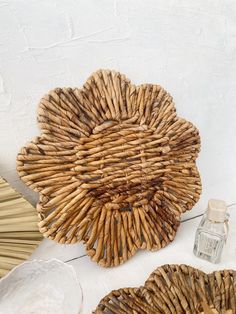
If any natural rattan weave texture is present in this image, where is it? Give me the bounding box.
[17,69,201,267]
[94,264,236,313]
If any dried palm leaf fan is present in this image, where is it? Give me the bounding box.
[0,177,42,277]
[17,69,201,267]
[94,264,236,313]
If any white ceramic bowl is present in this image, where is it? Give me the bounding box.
[0,259,82,314]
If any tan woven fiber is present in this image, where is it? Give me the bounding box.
[0,177,42,277]
[17,69,201,267]
[94,264,236,313]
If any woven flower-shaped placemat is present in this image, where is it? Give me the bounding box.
[94,264,235,313]
[17,69,201,267]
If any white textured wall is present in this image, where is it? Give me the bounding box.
[0,0,236,217]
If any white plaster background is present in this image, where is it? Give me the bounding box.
[0,0,236,218]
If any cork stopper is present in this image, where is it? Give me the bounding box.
[207,199,227,223]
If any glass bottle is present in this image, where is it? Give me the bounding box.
[193,199,229,263]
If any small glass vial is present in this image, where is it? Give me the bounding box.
[193,199,229,263]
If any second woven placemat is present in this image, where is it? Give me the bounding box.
[94,264,235,313]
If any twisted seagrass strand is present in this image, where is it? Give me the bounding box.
[17,69,201,267]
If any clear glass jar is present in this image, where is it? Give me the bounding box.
[193,199,229,263]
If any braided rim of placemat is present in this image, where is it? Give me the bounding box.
[17,69,201,267]
[93,264,235,313]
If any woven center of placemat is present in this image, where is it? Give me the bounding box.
[75,122,171,209]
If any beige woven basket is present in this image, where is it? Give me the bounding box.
[94,264,236,313]
[17,69,201,267]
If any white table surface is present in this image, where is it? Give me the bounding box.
[30,208,236,313]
